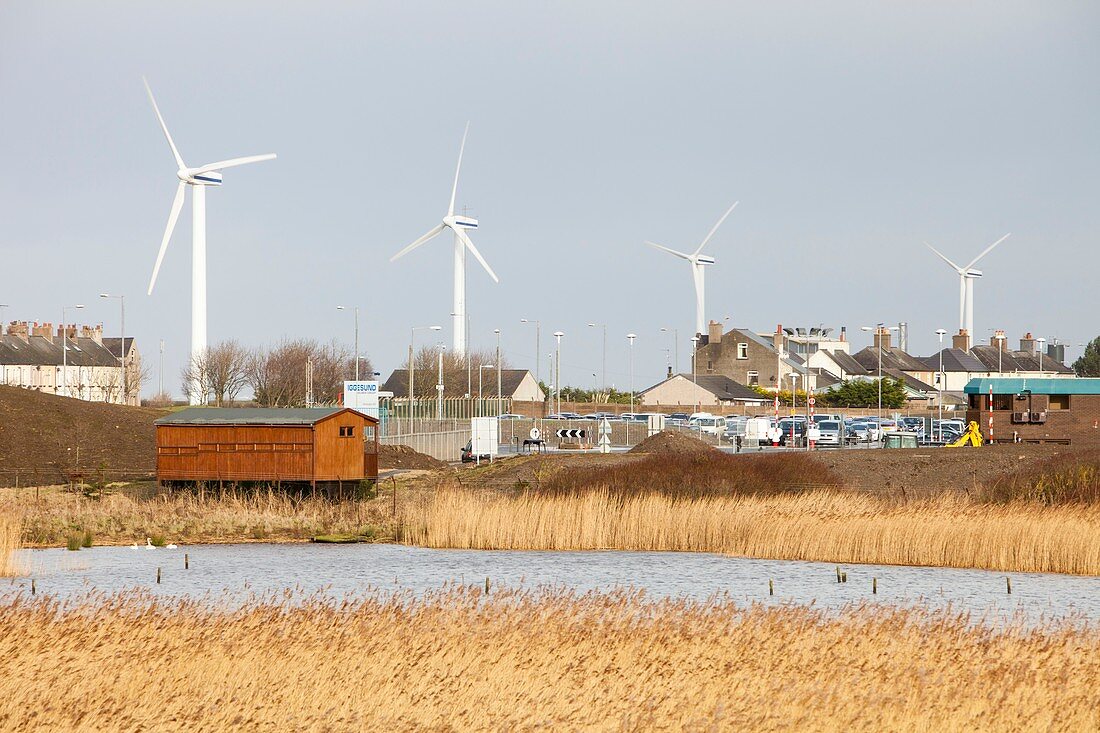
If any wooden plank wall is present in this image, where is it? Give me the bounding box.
[156,424,315,482]
[313,413,372,481]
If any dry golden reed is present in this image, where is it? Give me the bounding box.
[0,589,1096,732]
[408,488,1100,575]
[0,511,21,576]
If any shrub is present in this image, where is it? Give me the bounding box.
[537,452,842,500]
[66,533,82,551]
[81,530,93,548]
[981,451,1100,505]
[149,534,167,548]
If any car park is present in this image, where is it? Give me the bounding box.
[898,416,925,434]
[724,415,749,438]
[689,414,727,436]
[776,419,806,446]
[814,419,843,447]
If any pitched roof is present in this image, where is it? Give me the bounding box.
[0,335,122,368]
[882,368,934,392]
[922,348,988,373]
[725,328,805,369]
[155,407,373,425]
[102,337,137,358]
[969,345,1074,375]
[641,373,767,403]
[821,350,869,377]
[382,368,538,398]
[852,346,930,373]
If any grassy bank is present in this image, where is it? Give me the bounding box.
[0,484,425,548]
[408,488,1100,575]
[0,589,1096,731]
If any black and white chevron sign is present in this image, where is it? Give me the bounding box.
[555,429,586,439]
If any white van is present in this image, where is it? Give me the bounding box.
[689,413,727,436]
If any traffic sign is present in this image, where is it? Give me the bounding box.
[556,429,587,439]
[530,427,541,441]
[598,434,611,454]
[599,418,612,436]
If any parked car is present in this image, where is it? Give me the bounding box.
[461,440,491,463]
[724,415,749,438]
[813,419,843,447]
[496,413,524,420]
[846,421,881,443]
[689,413,727,436]
[898,416,925,434]
[776,419,806,446]
[543,414,567,420]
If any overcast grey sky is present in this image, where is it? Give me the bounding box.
[1,1,1097,396]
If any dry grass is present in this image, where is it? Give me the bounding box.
[982,451,1100,505]
[408,487,1100,575]
[1,483,434,548]
[0,589,1096,731]
[540,450,842,498]
[0,511,21,576]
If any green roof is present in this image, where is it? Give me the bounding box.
[963,378,1099,395]
[155,407,352,426]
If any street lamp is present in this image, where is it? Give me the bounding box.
[436,344,446,420]
[520,318,540,385]
[627,333,637,414]
[660,327,679,374]
[1037,337,1047,375]
[788,373,800,445]
[553,331,564,415]
[100,294,127,404]
[60,304,85,398]
[860,323,898,419]
[588,322,607,389]
[993,331,1006,375]
[690,335,700,413]
[408,325,442,415]
[336,305,360,380]
[935,329,947,441]
[494,328,502,418]
[478,363,495,416]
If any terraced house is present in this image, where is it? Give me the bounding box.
[0,321,141,405]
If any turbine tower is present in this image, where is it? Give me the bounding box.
[925,233,1010,342]
[390,122,498,356]
[143,78,276,405]
[646,200,739,336]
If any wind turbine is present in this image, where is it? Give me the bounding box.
[142,78,276,405]
[925,233,1011,343]
[646,200,739,336]
[390,122,498,356]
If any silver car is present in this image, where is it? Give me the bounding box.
[814,420,843,447]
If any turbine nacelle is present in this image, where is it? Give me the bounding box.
[178,168,223,186]
[445,215,479,230]
[965,268,983,278]
[695,255,716,266]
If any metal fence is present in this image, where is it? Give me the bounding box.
[379,428,471,462]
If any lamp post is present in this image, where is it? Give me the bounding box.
[494,328,502,418]
[626,333,637,414]
[436,345,446,420]
[992,331,1006,375]
[553,331,564,415]
[408,325,442,417]
[60,304,85,398]
[99,294,127,404]
[788,373,800,446]
[861,323,898,420]
[588,322,606,389]
[1037,337,1046,375]
[336,305,360,380]
[937,325,946,440]
[478,363,495,416]
[690,335,700,413]
[158,339,165,396]
[521,318,540,385]
[660,327,679,374]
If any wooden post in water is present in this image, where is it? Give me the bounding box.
[769,579,774,596]
[156,567,161,584]
[1006,577,1012,594]
[392,476,397,518]
[484,577,490,594]
[836,566,841,583]
[872,577,877,594]
[185,553,189,570]
[30,579,35,595]
[842,572,847,583]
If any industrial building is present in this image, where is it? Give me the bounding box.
[964,378,1100,446]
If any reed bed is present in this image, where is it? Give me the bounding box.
[0,589,1096,731]
[0,511,21,576]
[981,450,1100,505]
[3,487,413,547]
[409,488,1100,575]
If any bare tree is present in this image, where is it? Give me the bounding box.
[248,338,369,407]
[400,346,507,398]
[181,340,250,405]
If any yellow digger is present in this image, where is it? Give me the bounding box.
[945,421,984,448]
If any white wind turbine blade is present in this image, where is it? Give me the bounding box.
[646,241,692,260]
[148,181,187,295]
[390,223,446,261]
[190,154,277,175]
[925,243,964,273]
[142,77,185,170]
[693,200,739,255]
[448,121,470,217]
[965,233,1011,269]
[454,226,499,283]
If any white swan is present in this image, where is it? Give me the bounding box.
[145,538,156,550]
[166,543,177,550]
[130,541,139,549]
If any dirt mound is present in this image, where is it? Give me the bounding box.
[0,386,167,486]
[378,444,447,470]
[629,430,720,456]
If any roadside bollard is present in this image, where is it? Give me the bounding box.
[872,577,877,595]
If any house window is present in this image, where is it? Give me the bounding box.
[747,371,759,386]
[1049,395,1070,410]
[339,426,356,438]
[737,343,749,360]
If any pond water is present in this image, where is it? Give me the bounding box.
[6,543,1100,626]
